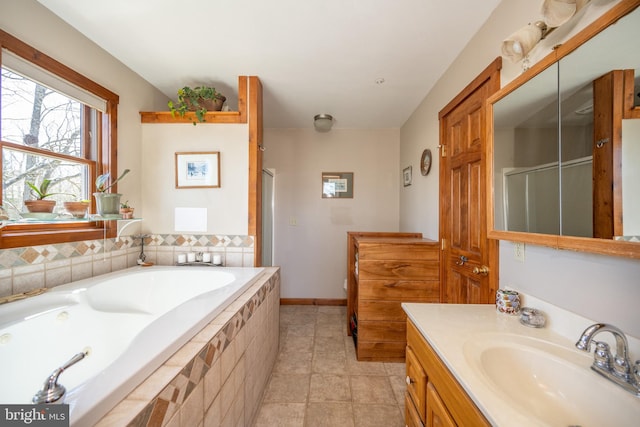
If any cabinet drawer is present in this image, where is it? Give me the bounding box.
[358,243,439,261]
[358,320,406,342]
[406,345,427,423]
[359,260,439,280]
[359,280,440,301]
[358,300,406,321]
[405,392,425,427]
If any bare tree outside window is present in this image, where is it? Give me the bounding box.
[1,67,92,216]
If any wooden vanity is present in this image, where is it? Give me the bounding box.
[346,232,439,361]
[405,319,489,427]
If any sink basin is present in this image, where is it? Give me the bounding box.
[463,333,640,426]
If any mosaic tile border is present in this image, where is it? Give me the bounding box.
[124,269,279,427]
[0,234,254,269]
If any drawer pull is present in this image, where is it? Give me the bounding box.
[406,375,414,385]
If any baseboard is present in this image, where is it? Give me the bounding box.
[280,298,347,306]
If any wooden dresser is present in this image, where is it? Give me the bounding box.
[347,232,440,361]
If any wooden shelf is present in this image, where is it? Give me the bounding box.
[140,76,248,124]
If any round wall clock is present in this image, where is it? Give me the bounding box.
[420,149,432,176]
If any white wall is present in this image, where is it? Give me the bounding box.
[140,124,249,235]
[0,0,168,210]
[264,128,400,299]
[400,0,640,339]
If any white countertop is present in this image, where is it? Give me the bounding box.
[402,302,640,427]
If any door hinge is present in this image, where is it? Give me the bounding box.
[441,238,446,250]
[439,144,447,157]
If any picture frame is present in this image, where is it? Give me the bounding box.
[175,151,220,189]
[403,166,412,187]
[322,172,354,198]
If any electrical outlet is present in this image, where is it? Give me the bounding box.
[289,216,297,226]
[514,242,525,262]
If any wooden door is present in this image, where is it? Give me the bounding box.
[439,59,501,304]
[426,383,456,427]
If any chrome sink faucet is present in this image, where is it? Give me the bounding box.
[576,323,640,396]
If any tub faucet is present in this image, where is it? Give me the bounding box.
[575,323,640,396]
[134,234,150,264]
[32,351,88,404]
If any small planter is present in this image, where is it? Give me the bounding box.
[93,192,122,217]
[24,199,56,213]
[119,207,134,219]
[63,201,90,219]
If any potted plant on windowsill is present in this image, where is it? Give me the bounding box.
[24,179,66,213]
[168,86,226,125]
[93,169,130,217]
[63,200,91,219]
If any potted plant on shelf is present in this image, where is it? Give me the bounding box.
[63,199,90,219]
[24,179,66,213]
[119,200,134,219]
[168,86,226,125]
[93,169,130,217]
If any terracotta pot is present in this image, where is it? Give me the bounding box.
[63,201,90,219]
[184,95,226,112]
[24,199,56,213]
[119,207,134,219]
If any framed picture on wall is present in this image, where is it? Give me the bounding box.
[175,151,220,189]
[322,172,353,198]
[403,166,412,187]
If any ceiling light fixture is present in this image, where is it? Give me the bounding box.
[314,114,333,132]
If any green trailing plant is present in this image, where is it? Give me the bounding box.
[26,179,69,200]
[95,169,130,193]
[168,86,225,125]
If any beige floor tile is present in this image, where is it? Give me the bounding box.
[305,402,354,427]
[256,306,406,426]
[273,351,313,374]
[253,403,305,427]
[263,373,310,403]
[352,403,404,427]
[314,335,346,354]
[384,362,406,376]
[286,322,316,337]
[350,376,397,404]
[312,350,348,375]
[347,358,388,376]
[281,335,314,353]
[309,374,351,402]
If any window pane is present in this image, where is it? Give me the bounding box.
[1,67,83,156]
[2,147,89,216]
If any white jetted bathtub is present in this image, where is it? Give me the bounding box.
[0,265,264,426]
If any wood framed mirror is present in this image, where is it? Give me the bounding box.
[487,1,640,259]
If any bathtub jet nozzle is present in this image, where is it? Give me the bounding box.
[32,351,88,404]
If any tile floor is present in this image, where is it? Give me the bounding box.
[253,305,406,427]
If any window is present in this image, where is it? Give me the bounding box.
[0,29,119,248]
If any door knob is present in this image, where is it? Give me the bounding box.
[472,265,490,275]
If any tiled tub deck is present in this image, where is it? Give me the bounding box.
[95,267,280,427]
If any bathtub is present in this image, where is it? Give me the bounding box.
[0,265,264,426]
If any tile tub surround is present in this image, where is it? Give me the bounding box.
[0,233,255,297]
[95,267,280,427]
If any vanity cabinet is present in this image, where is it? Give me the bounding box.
[347,232,439,361]
[405,319,490,427]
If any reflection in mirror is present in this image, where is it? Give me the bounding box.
[493,5,640,241]
[493,64,559,234]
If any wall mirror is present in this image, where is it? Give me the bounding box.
[488,2,640,259]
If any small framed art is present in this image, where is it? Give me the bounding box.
[403,166,412,187]
[175,151,220,189]
[322,172,354,198]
